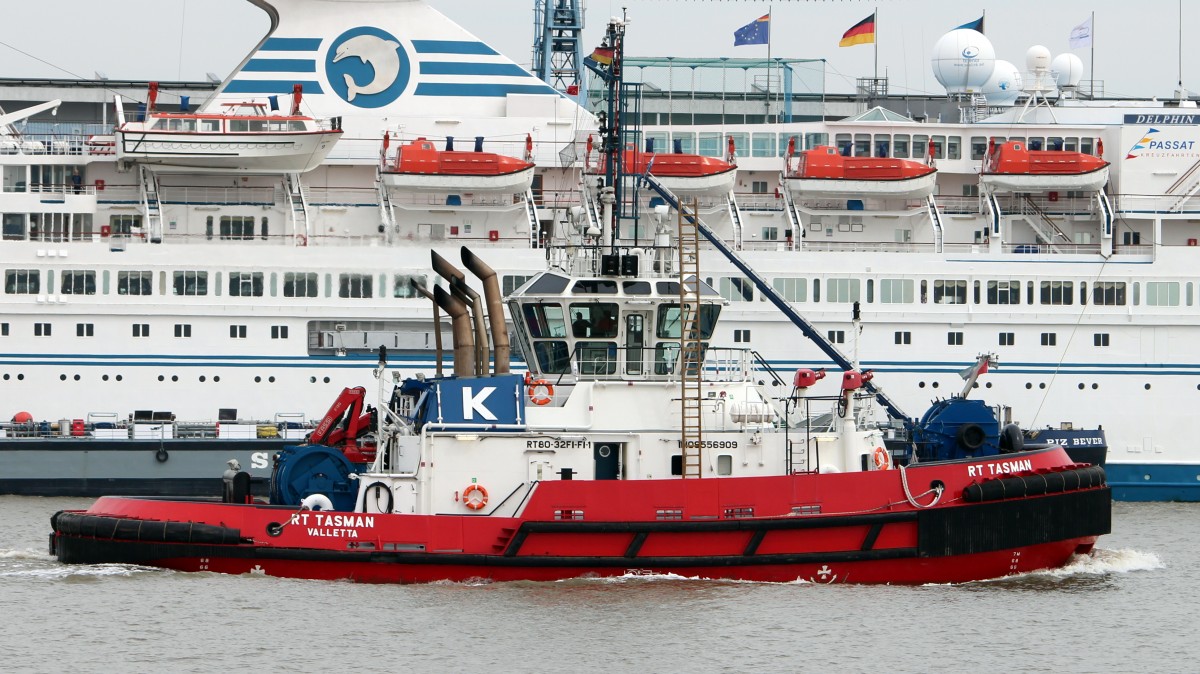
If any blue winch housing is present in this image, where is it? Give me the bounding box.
[910,398,1021,461]
[269,444,362,511]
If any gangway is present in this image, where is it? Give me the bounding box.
[726,191,745,250]
[779,177,804,249]
[926,195,944,253]
[283,172,311,246]
[137,166,163,243]
[524,188,542,247]
[641,173,910,424]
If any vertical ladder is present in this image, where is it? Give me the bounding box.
[925,195,944,253]
[726,190,745,250]
[376,176,396,245]
[983,191,1003,241]
[283,172,310,245]
[524,188,542,248]
[779,178,804,250]
[582,184,603,231]
[1097,188,1114,257]
[677,199,704,479]
[137,165,163,243]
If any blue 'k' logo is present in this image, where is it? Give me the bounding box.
[325,27,409,108]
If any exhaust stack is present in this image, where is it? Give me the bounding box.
[408,279,443,378]
[432,251,489,376]
[432,286,475,377]
[461,247,510,374]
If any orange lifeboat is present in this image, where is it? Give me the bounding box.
[586,137,737,195]
[380,136,536,193]
[784,145,937,198]
[980,139,1109,192]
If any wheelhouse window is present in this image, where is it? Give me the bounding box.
[118,271,152,295]
[393,274,428,298]
[173,271,208,296]
[338,273,373,298]
[522,303,567,339]
[5,269,39,294]
[61,270,96,295]
[656,304,720,339]
[502,274,535,295]
[283,272,318,298]
[228,271,264,297]
[569,303,619,338]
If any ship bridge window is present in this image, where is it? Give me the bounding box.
[523,273,570,295]
[575,341,617,375]
[933,280,967,304]
[503,274,535,295]
[532,341,571,374]
[5,269,39,294]
[151,119,167,130]
[219,216,255,240]
[200,120,220,133]
[671,133,695,154]
[117,271,152,296]
[728,133,748,157]
[283,272,318,298]
[931,136,947,160]
[1081,138,1095,154]
[656,304,720,340]
[393,274,428,298]
[1146,282,1180,306]
[772,277,807,302]
[718,277,753,302]
[622,280,652,295]
[61,270,96,295]
[654,343,679,375]
[569,303,618,338]
[655,280,720,298]
[879,278,914,304]
[913,134,929,159]
[173,270,208,296]
[522,303,567,339]
[892,134,910,158]
[1039,281,1074,306]
[804,132,828,150]
[1093,282,1126,306]
[288,121,307,132]
[572,279,618,294]
[987,280,1020,305]
[853,134,871,157]
[643,132,667,154]
[826,278,860,303]
[947,136,961,160]
[229,120,249,132]
[229,272,264,297]
[339,274,373,298]
[269,121,290,132]
[248,120,268,132]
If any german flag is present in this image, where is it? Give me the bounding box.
[839,13,876,47]
[588,47,614,66]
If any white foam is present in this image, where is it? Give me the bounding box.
[0,563,165,580]
[0,548,53,561]
[1047,547,1164,576]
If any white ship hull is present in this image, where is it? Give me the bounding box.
[980,166,1110,192]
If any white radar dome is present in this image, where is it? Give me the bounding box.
[931,29,996,94]
[1051,53,1084,88]
[981,60,1023,105]
[1026,45,1052,73]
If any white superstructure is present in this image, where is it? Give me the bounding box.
[2,0,1199,497]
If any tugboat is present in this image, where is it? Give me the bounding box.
[979,138,1110,192]
[114,82,343,173]
[48,14,1110,585]
[379,135,536,193]
[783,139,937,198]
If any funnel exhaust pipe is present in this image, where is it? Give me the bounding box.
[432,285,474,377]
[432,251,489,376]
[461,247,510,374]
[409,279,443,377]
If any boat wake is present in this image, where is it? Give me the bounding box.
[1,548,166,580]
[1040,547,1164,577]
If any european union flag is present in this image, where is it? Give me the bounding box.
[734,14,770,46]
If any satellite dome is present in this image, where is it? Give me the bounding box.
[931,29,996,94]
[1025,45,1052,73]
[981,60,1023,105]
[1051,52,1084,88]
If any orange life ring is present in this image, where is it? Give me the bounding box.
[528,379,554,405]
[463,484,488,510]
[873,446,892,471]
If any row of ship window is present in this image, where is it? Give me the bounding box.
[1,269,535,299]
[2,322,288,339]
[724,278,1190,308]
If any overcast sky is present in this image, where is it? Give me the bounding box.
[0,0,1188,99]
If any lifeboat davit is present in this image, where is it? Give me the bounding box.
[586,137,737,196]
[980,139,1109,192]
[379,136,536,193]
[784,145,937,199]
[114,83,343,174]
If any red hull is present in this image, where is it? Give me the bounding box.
[388,138,533,177]
[620,149,736,179]
[790,146,935,181]
[52,448,1110,585]
[984,140,1108,176]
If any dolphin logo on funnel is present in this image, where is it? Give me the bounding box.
[334,35,401,101]
[326,27,409,108]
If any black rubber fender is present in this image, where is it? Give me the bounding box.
[999,424,1024,454]
[155,448,169,463]
[956,423,987,451]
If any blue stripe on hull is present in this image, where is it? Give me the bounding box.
[1106,463,1200,501]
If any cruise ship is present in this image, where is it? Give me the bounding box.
[0,0,1194,499]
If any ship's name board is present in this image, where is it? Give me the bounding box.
[1038,436,1106,447]
[966,458,1033,478]
[289,512,376,538]
[1124,114,1199,125]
